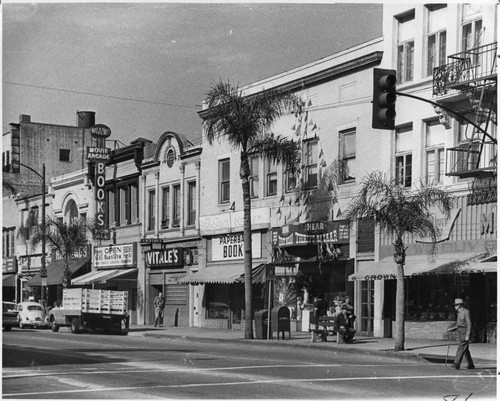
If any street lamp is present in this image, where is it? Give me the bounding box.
[16,162,46,304]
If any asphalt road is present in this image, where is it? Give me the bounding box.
[2,328,496,400]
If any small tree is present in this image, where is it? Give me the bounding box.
[343,171,454,351]
[204,80,302,339]
[31,216,89,288]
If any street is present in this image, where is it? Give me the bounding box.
[2,328,496,400]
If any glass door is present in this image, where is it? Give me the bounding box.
[360,280,374,336]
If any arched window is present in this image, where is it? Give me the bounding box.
[64,199,79,225]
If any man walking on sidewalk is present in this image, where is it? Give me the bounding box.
[447,298,475,370]
[154,292,165,327]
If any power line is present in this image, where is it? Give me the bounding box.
[3,81,200,110]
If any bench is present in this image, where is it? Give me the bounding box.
[308,316,345,343]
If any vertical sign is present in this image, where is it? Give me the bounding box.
[89,124,112,240]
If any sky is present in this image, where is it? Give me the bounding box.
[2,1,383,147]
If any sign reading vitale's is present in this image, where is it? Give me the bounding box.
[145,248,184,268]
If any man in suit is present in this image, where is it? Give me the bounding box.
[447,298,475,370]
[154,292,165,328]
[335,304,356,343]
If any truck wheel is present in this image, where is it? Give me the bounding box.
[70,318,80,334]
[4,325,12,331]
[51,319,60,332]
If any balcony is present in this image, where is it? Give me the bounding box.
[446,140,497,178]
[433,42,497,96]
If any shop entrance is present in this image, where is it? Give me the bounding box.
[359,280,374,336]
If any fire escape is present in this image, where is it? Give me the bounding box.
[433,42,497,178]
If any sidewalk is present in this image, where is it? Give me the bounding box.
[128,324,497,367]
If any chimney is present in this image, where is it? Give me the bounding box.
[19,114,31,123]
[76,111,96,128]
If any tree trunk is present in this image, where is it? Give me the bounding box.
[394,262,405,351]
[393,236,406,351]
[240,155,254,339]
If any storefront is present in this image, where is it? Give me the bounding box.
[271,221,352,331]
[141,238,199,327]
[180,231,267,330]
[71,243,138,323]
[349,194,497,343]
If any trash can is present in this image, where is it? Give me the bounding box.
[254,309,271,339]
[271,306,291,339]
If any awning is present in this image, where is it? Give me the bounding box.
[2,274,16,287]
[178,263,267,285]
[27,258,90,286]
[71,268,137,286]
[349,253,495,281]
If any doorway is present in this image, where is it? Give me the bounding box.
[359,280,374,336]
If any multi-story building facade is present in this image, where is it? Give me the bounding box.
[3,111,98,302]
[140,132,202,326]
[190,37,385,331]
[348,3,496,342]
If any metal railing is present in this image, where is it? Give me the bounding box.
[433,42,497,96]
[446,140,497,178]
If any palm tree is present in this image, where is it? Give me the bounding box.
[204,80,302,339]
[343,171,454,351]
[31,216,89,288]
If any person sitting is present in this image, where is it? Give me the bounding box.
[335,304,356,343]
[342,296,356,326]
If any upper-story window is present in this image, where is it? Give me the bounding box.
[107,182,139,227]
[218,159,230,204]
[284,168,297,193]
[187,181,196,226]
[3,227,15,258]
[161,186,170,229]
[107,189,116,226]
[147,189,156,231]
[396,11,415,83]
[172,184,181,227]
[59,149,71,162]
[462,16,483,66]
[395,124,413,187]
[426,4,447,77]
[2,151,10,172]
[249,155,259,199]
[425,119,445,185]
[303,140,318,189]
[265,157,277,196]
[340,128,356,183]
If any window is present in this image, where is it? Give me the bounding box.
[219,159,230,204]
[130,183,139,223]
[425,120,445,185]
[107,189,116,226]
[303,140,318,189]
[396,11,415,83]
[172,184,181,227]
[187,181,196,226]
[462,18,483,65]
[426,5,447,76]
[119,186,129,225]
[148,190,156,231]
[284,169,297,193]
[248,156,259,198]
[161,187,170,229]
[395,125,413,187]
[2,151,10,172]
[265,158,277,196]
[340,128,356,183]
[59,149,70,162]
[3,228,15,258]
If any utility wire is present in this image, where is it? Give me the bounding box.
[3,81,200,110]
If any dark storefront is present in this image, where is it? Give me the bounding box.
[271,221,352,330]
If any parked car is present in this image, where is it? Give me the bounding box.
[2,301,18,331]
[17,302,48,329]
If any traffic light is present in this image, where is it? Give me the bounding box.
[372,68,397,130]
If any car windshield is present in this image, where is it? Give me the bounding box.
[27,305,43,311]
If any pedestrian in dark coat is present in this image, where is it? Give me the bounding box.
[335,304,356,343]
[447,298,475,370]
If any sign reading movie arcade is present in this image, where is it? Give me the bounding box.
[88,124,111,240]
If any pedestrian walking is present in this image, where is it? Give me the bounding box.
[313,295,328,330]
[154,292,165,328]
[447,298,475,370]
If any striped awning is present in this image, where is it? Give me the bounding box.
[178,264,267,285]
[27,258,90,286]
[71,268,137,286]
[2,274,16,287]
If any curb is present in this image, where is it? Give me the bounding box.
[131,331,424,363]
